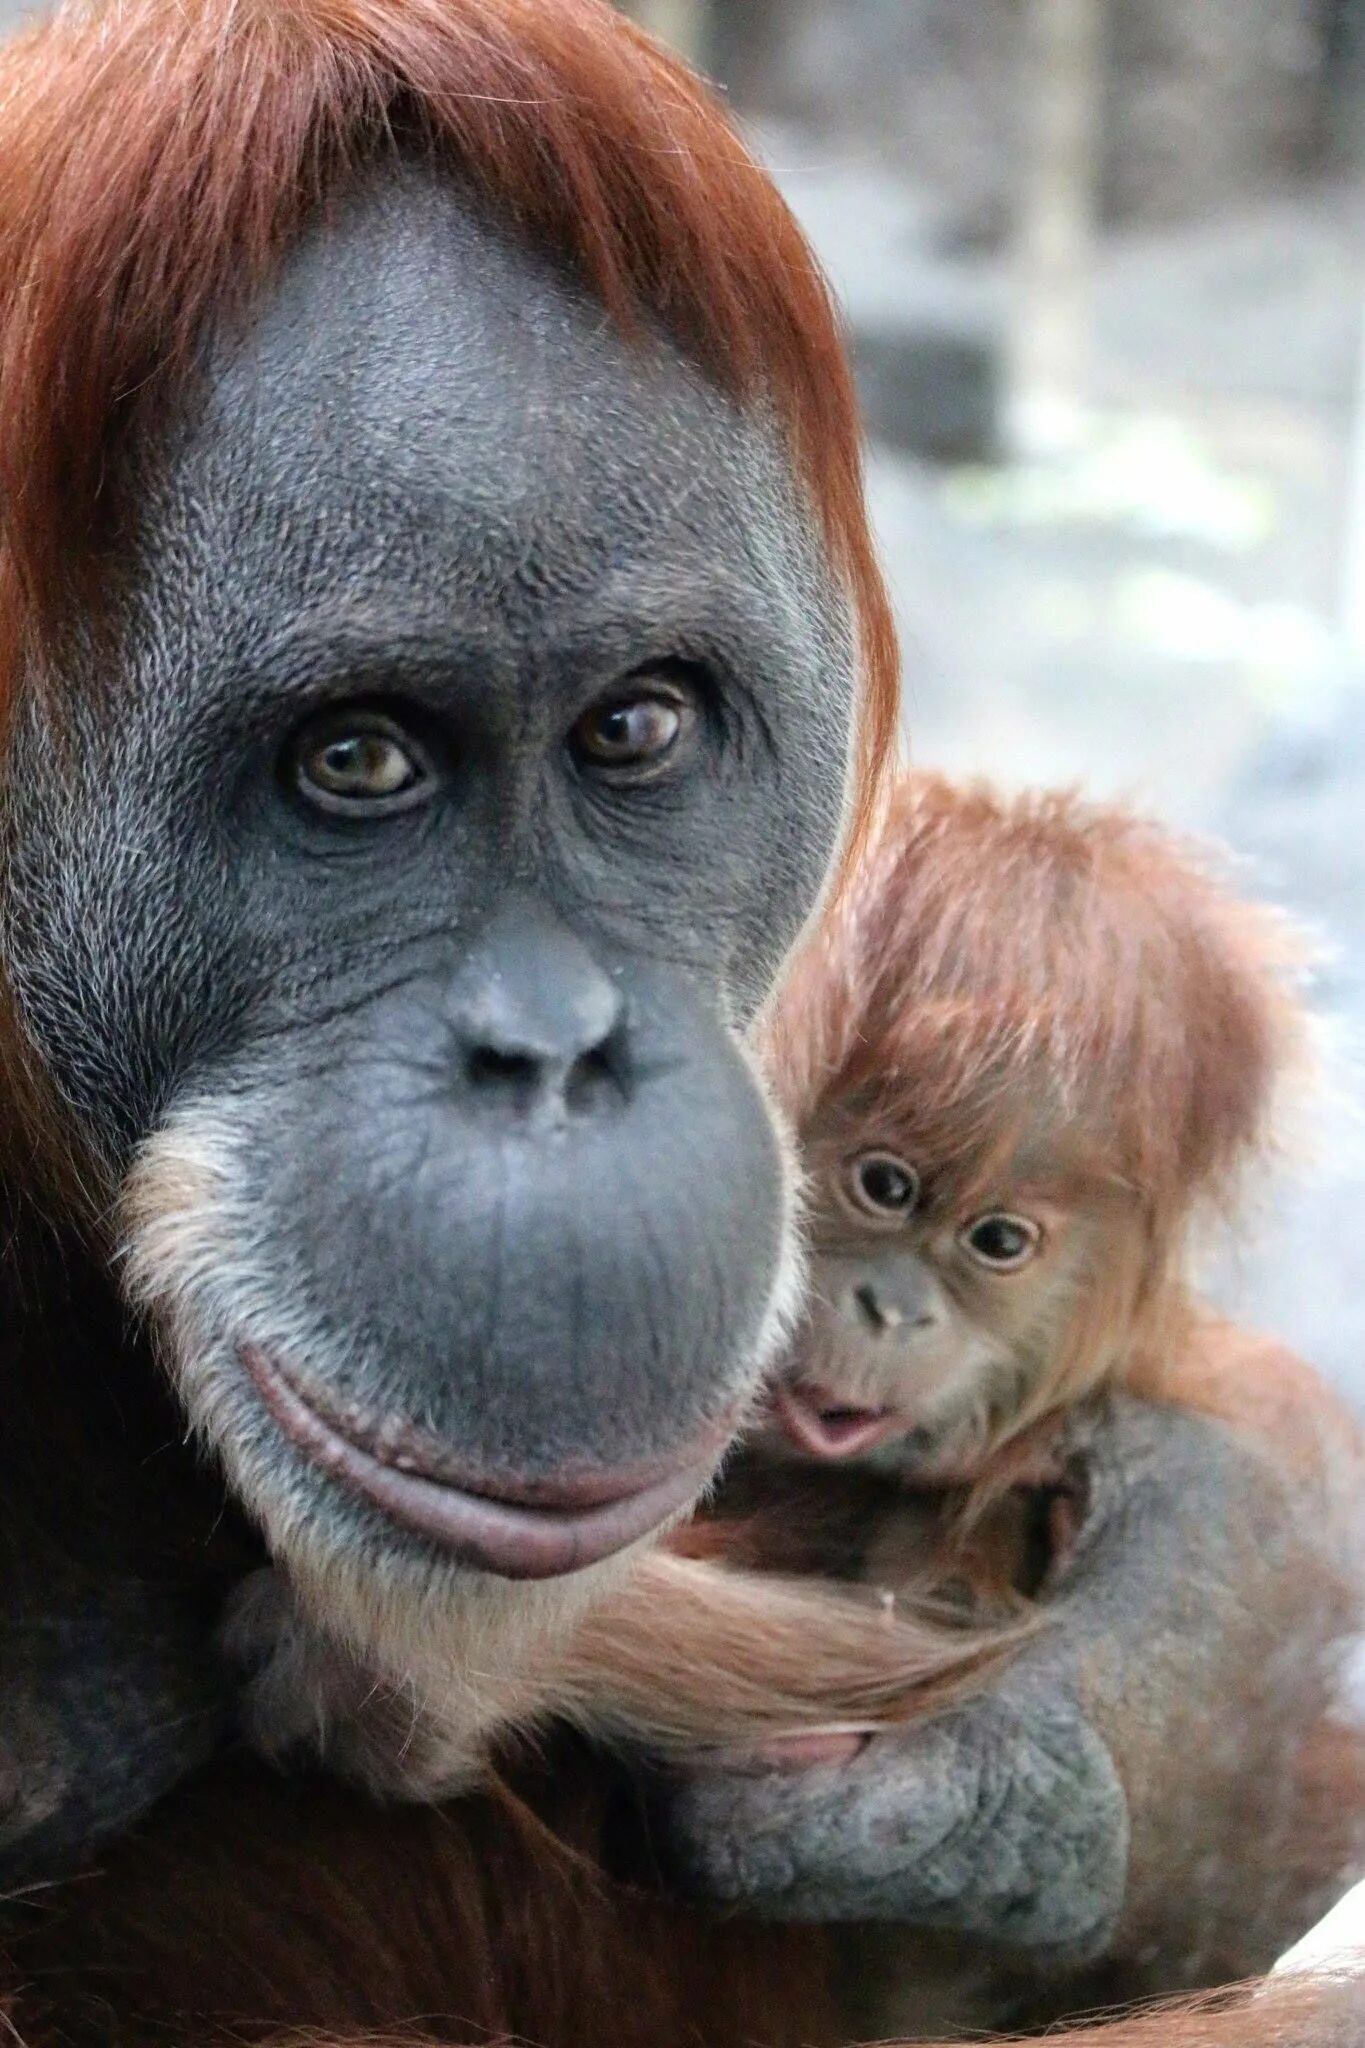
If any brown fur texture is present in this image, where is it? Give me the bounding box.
[554,1547,1022,1752]
[771,772,1311,1203]
[4,1305,1361,2043]
[220,1541,1027,1803]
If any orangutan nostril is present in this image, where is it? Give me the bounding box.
[852,1282,898,1333]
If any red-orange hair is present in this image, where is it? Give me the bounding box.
[0,0,898,842]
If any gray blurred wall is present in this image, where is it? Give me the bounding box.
[710,0,1355,244]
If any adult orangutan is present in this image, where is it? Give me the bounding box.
[0,1,1359,2043]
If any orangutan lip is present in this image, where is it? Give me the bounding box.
[773,1381,909,1462]
[239,1344,731,1580]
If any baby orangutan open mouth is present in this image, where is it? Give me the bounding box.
[770,1379,908,1462]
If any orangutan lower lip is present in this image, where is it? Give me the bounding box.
[773,1381,909,1461]
[239,1344,730,1580]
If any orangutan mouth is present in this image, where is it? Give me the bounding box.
[772,1380,909,1461]
[239,1344,729,1580]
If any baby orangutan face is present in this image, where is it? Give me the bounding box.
[768,1116,1092,1477]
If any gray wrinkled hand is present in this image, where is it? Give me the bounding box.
[664,1684,1127,1954]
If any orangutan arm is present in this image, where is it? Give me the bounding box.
[656,1357,1365,1994]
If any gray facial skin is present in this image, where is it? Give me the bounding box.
[8,163,852,1132]
[0,156,856,1875]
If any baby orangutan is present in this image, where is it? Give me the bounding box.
[758,771,1312,1488]
[225,771,1312,1805]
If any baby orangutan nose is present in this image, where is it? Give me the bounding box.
[852,1281,895,1331]
[446,905,631,1120]
[840,1260,940,1338]
[852,1279,936,1335]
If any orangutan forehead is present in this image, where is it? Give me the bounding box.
[121,164,849,689]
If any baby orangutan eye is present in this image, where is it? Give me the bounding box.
[845,1151,921,1222]
[960,1213,1042,1271]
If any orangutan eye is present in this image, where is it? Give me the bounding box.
[960,1213,1041,1271]
[569,680,697,777]
[292,710,435,817]
[846,1151,921,1220]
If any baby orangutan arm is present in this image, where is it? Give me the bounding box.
[656,1349,1365,1996]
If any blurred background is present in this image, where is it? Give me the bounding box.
[617,0,1365,1409]
[1,0,1362,1406]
